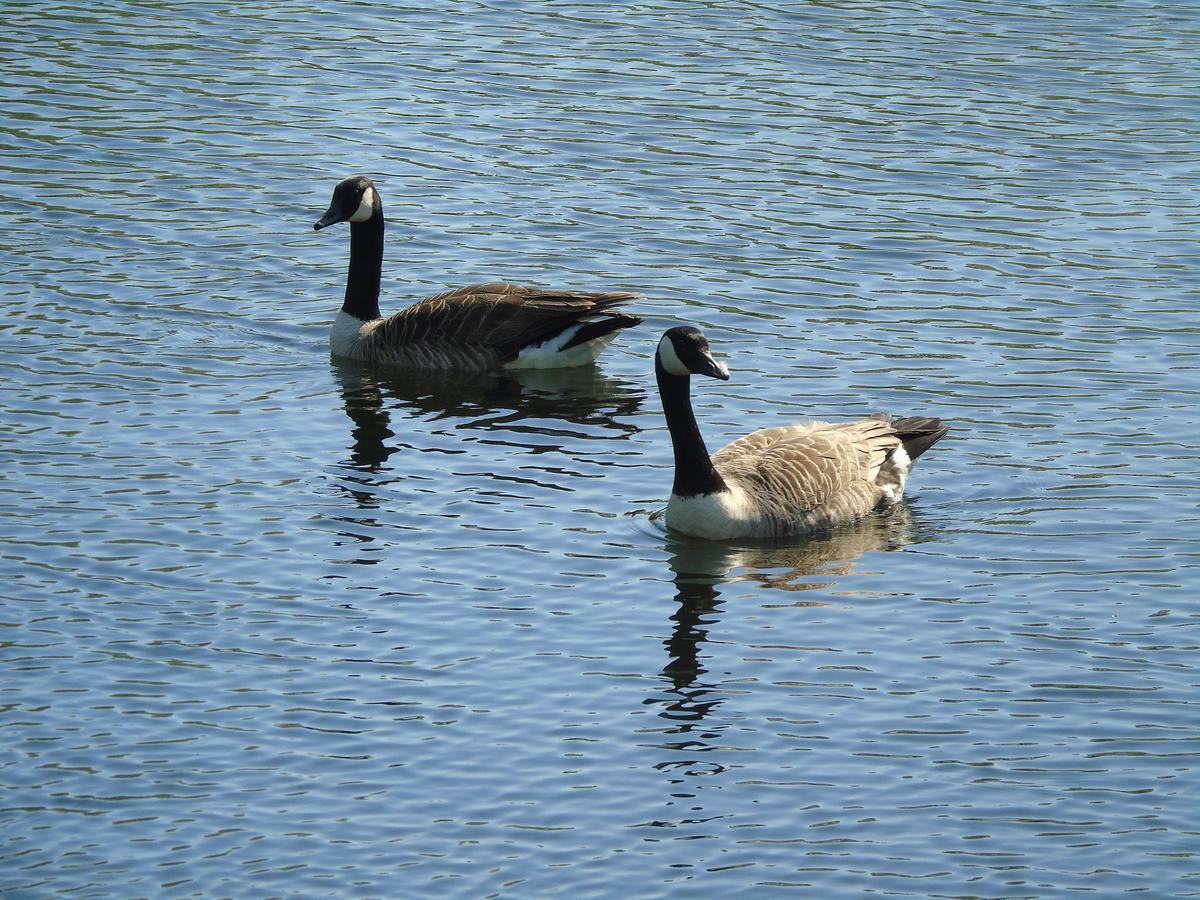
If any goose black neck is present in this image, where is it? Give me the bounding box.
[342,215,383,321]
[657,358,727,498]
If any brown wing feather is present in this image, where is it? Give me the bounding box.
[713,419,902,530]
[369,282,640,365]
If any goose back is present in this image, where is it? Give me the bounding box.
[345,282,640,370]
[705,418,907,537]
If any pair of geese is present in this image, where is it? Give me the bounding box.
[315,175,949,541]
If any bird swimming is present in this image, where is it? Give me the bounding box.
[655,325,949,540]
[314,175,642,371]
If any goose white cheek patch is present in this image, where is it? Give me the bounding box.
[348,187,376,223]
[657,335,693,376]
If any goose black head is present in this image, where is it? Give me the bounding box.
[657,326,731,380]
[314,175,380,231]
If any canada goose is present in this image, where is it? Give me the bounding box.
[313,175,642,370]
[656,326,949,540]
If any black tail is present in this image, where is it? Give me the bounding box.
[873,413,950,461]
[559,312,643,351]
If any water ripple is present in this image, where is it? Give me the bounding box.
[3,0,1198,896]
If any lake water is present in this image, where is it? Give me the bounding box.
[2,1,1197,896]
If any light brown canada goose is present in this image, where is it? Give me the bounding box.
[656,326,949,540]
[314,175,642,370]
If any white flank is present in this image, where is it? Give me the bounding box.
[507,327,616,370]
[875,442,911,504]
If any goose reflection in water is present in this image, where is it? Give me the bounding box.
[657,504,923,697]
[641,506,931,825]
[331,359,643,502]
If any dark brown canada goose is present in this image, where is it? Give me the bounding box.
[314,175,642,370]
[656,326,949,540]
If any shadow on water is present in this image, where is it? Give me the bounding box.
[330,358,644,499]
[639,507,940,826]
[651,506,928,713]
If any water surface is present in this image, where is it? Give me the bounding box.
[2,1,1197,896]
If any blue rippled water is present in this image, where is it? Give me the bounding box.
[2,1,1197,896]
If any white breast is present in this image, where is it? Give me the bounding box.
[666,486,759,540]
[330,310,374,358]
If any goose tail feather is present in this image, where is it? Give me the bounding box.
[872,413,950,461]
[559,311,644,351]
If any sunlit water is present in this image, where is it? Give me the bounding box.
[2,2,1197,896]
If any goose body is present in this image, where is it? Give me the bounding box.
[315,175,642,371]
[656,326,949,540]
